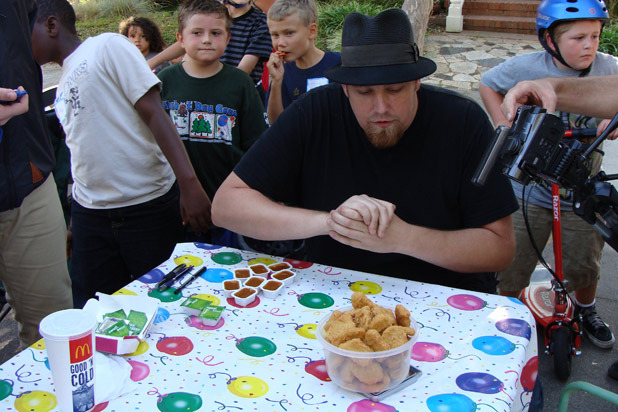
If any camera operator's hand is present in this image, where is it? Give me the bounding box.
[501,79,557,122]
[597,118,618,140]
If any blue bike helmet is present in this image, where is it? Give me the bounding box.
[536,0,609,73]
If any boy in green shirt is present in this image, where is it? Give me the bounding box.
[158,0,268,246]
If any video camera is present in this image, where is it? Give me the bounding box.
[473,105,618,252]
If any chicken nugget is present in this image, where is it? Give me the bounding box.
[351,360,384,385]
[369,313,395,333]
[339,337,373,352]
[360,374,391,394]
[326,320,366,346]
[364,328,391,351]
[339,359,356,385]
[352,305,373,330]
[395,304,411,327]
[381,351,409,369]
[351,291,375,309]
[323,310,343,332]
[381,325,416,349]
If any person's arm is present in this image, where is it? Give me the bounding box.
[502,75,618,121]
[134,86,212,231]
[328,204,515,273]
[147,42,183,70]
[0,87,28,125]
[266,52,284,123]
[237,54,260,75]
[212,172,329,240]
[479,84,510,127]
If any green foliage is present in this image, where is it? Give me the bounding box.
[606,0,618,18]
[600,20,618,56]
[316,0,400,51]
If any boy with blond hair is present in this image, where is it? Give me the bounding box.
[480,0,618,348]
[265,0,340,123]
[158,0,267,245]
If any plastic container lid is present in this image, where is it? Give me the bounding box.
[39,309,97,341]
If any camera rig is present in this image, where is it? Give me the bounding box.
[473,105,618,252]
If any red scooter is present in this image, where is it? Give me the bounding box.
[520,183,582,381]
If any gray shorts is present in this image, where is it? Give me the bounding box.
[497,199,604,292]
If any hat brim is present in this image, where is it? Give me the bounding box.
[325,57,437,86]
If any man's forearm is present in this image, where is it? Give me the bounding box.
[212,174,329,239]
[394,217,515,273]
[551,75,618,119]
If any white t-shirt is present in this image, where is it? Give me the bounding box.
[55,33,175,209]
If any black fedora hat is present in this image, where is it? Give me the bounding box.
[325,9,437,85]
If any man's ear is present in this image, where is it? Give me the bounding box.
[341,84,349,98]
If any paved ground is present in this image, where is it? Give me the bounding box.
[2,29,618,411]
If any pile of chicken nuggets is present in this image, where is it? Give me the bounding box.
[321,292,416,393]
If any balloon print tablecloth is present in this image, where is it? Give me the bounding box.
[0,242,538,412]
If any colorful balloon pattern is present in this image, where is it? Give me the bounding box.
[521,356,538,392]
[349,281,382,294]
[305,359,330,381]
[297,292,334,309]
[472,336,516,355]
[14,391,57,412]
[411,342,449,362]
[427,393,477,412]
[0,380,11,401]
[296,323,317,339]
[456,372,504,394]
[496,318,532,340]
[156,392,202,412]
[156,336,194,356]
[347,399,397,412]
[447,294,487,311]
[139,268,165,284]
[236,336,277,357]
[128,360,150,382]
[203,268,232,283]
[227,376,269,398]
[211,252,242,265]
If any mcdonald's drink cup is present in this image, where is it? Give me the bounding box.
[39,309,97,412]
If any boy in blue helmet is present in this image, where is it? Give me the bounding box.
[480,0,618,348]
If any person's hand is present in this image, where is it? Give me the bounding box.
[267,52,285,85]
[328,206,403,254]
[329,195,396,238]
[0,87,28,126]
[596,118,618,140]
[501,79,557,122]
[179,181,212,234]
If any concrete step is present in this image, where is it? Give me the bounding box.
[463,15,537,34]
[462,0,540,17]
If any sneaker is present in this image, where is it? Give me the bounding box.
[576,304,615,349]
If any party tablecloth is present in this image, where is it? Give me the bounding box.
[0,242,538,412]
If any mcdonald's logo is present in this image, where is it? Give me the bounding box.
[69,334,93,363]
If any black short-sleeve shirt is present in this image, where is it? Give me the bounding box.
[235,83,518,292]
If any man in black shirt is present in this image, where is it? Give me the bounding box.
[212,9,518,293]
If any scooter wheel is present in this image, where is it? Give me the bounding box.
[552,326,573,381]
